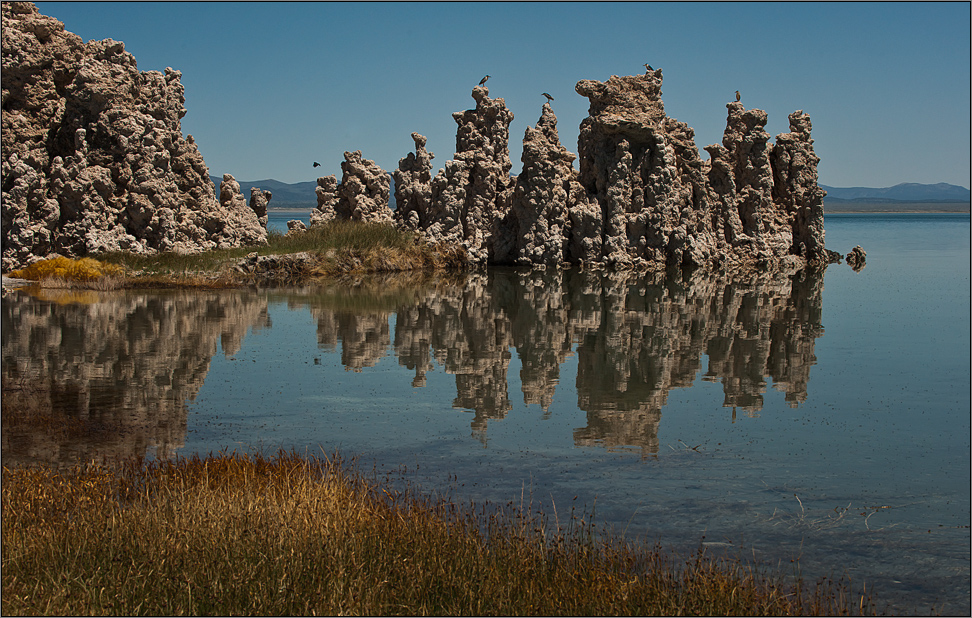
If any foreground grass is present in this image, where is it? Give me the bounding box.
[7,221,466,289]
[2,452,877,616]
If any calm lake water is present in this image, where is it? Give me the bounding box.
[2,213,969,614]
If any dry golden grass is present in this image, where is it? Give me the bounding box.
[2,452,879,616]
[8,257,126,289]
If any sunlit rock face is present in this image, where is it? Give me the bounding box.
[0,289,271,467]
[508,103,576,265]
[310,151,393,225]
[393,132,435,232]
[392,68,829,272]
[574,69,716,270]
[422,86,516,264]
[1,2,267,271]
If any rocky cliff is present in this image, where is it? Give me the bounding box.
[1,2,267,271]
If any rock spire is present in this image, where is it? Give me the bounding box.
[390,67,833,273]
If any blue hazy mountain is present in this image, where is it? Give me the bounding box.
[209,176,318,206]
[820,182,970,203]
[210,176,397,208]
[210,176,966,209]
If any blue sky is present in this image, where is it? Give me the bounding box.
[34,2,971,189]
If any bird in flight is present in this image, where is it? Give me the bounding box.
[735,90,741,102]
[479,75,490,86]
[542,92,554,102]
[313,162,321,168]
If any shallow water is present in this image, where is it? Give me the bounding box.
[2,213,969,614]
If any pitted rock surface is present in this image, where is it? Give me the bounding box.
[391,69,831,272]
[310,151,392,225]
[1,2,267,271]
[393,132,435,232]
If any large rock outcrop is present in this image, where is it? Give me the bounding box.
[310,150,392,225]
[393,132,435,232]
[508,102,576,265]
[1,2,267,271]
[420,86,516,264]
[389,68,832,273]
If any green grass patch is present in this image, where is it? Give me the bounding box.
[2,452,881,616]
[90,220,466,285]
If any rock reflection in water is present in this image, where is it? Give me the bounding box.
[2,268,824,465]
[287,269,824,454]
[1,288,271,467]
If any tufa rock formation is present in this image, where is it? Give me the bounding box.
[1,2,267,271]
[424,85,516,263]
[845,245,866,271]
[311,150,393,225]
[393,132,436,232]
[508,102,576,266]
[388,68,833,272]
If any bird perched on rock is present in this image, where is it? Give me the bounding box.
[479,75,490,86]
[542,92,554,103]
[644,63,653,71]
[735,90,741,102]
[313,162,321,168]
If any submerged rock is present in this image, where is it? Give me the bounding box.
[845,245,866,271]
[1,2,267,271]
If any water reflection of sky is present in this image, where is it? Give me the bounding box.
[2,214,968,615]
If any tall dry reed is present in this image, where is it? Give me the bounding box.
[2,451,879,616]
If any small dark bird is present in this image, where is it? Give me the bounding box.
[644,63,653,71]
[735,90,741,102]
[542,92,554,103]
[479,75,490,86]
[313,161,321,168]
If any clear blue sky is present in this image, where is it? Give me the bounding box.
[34,1,971,189]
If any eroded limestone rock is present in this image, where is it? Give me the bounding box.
[393,132,435,232]
[845,245,866,271]
[392,68,832,273]
[422,86,516,263]
[248,187,271,228]
[310,151,392,225]
[508,102,575,266]
[311,175,340,226]
[1,2,267,271]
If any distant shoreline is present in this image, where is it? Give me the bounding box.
[823,201,969,214]
[267,204,972,215]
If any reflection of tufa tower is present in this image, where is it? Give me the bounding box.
[263,268,825,453]
[1,289,271,468]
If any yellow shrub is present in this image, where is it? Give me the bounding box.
[9,257,124,282]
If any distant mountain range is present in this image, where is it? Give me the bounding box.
[211,176,969,210]
[819,182,970,203]
[210,176,320,207]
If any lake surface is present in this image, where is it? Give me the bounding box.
[2,213,969,614]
